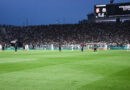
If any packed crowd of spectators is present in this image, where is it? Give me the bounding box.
[0,21,130,47]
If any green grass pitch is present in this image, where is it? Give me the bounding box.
[0,50,130,90]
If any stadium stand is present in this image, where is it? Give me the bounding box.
[0,21,130,48]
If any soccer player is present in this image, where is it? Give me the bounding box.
[2,44,5,51]
[14,43,18,52]
[59,44,61,52]
[71,44,74,51]
[81,43,84,52]
[23,44,25,50]
[51,44,54,51]
[25,44,29,50]
[94,44,97,52]
[32,44,35,49]
[104,44,108,50]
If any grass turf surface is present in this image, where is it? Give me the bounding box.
[0,50,130,90]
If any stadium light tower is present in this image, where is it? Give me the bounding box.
[110,0,114,4]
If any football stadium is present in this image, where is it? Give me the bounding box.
[0,0,130,90]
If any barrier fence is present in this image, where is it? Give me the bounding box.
[3,46,129,50]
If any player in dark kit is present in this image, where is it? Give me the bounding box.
[2,44,5,51]
[59,44,61,52]
[32,45,35,49]
[14,43,18,52]
[94,44,97,52]
[81,43,84,52]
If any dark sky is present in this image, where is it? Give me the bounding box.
[0,0,129,25]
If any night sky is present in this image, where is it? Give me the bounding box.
[0,0,129,26]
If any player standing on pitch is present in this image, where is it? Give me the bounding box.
[94,44,97,52]
[59,43,61,52]
[2,44,5,51]
[81,43,84,52]
[15,43,18,52]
